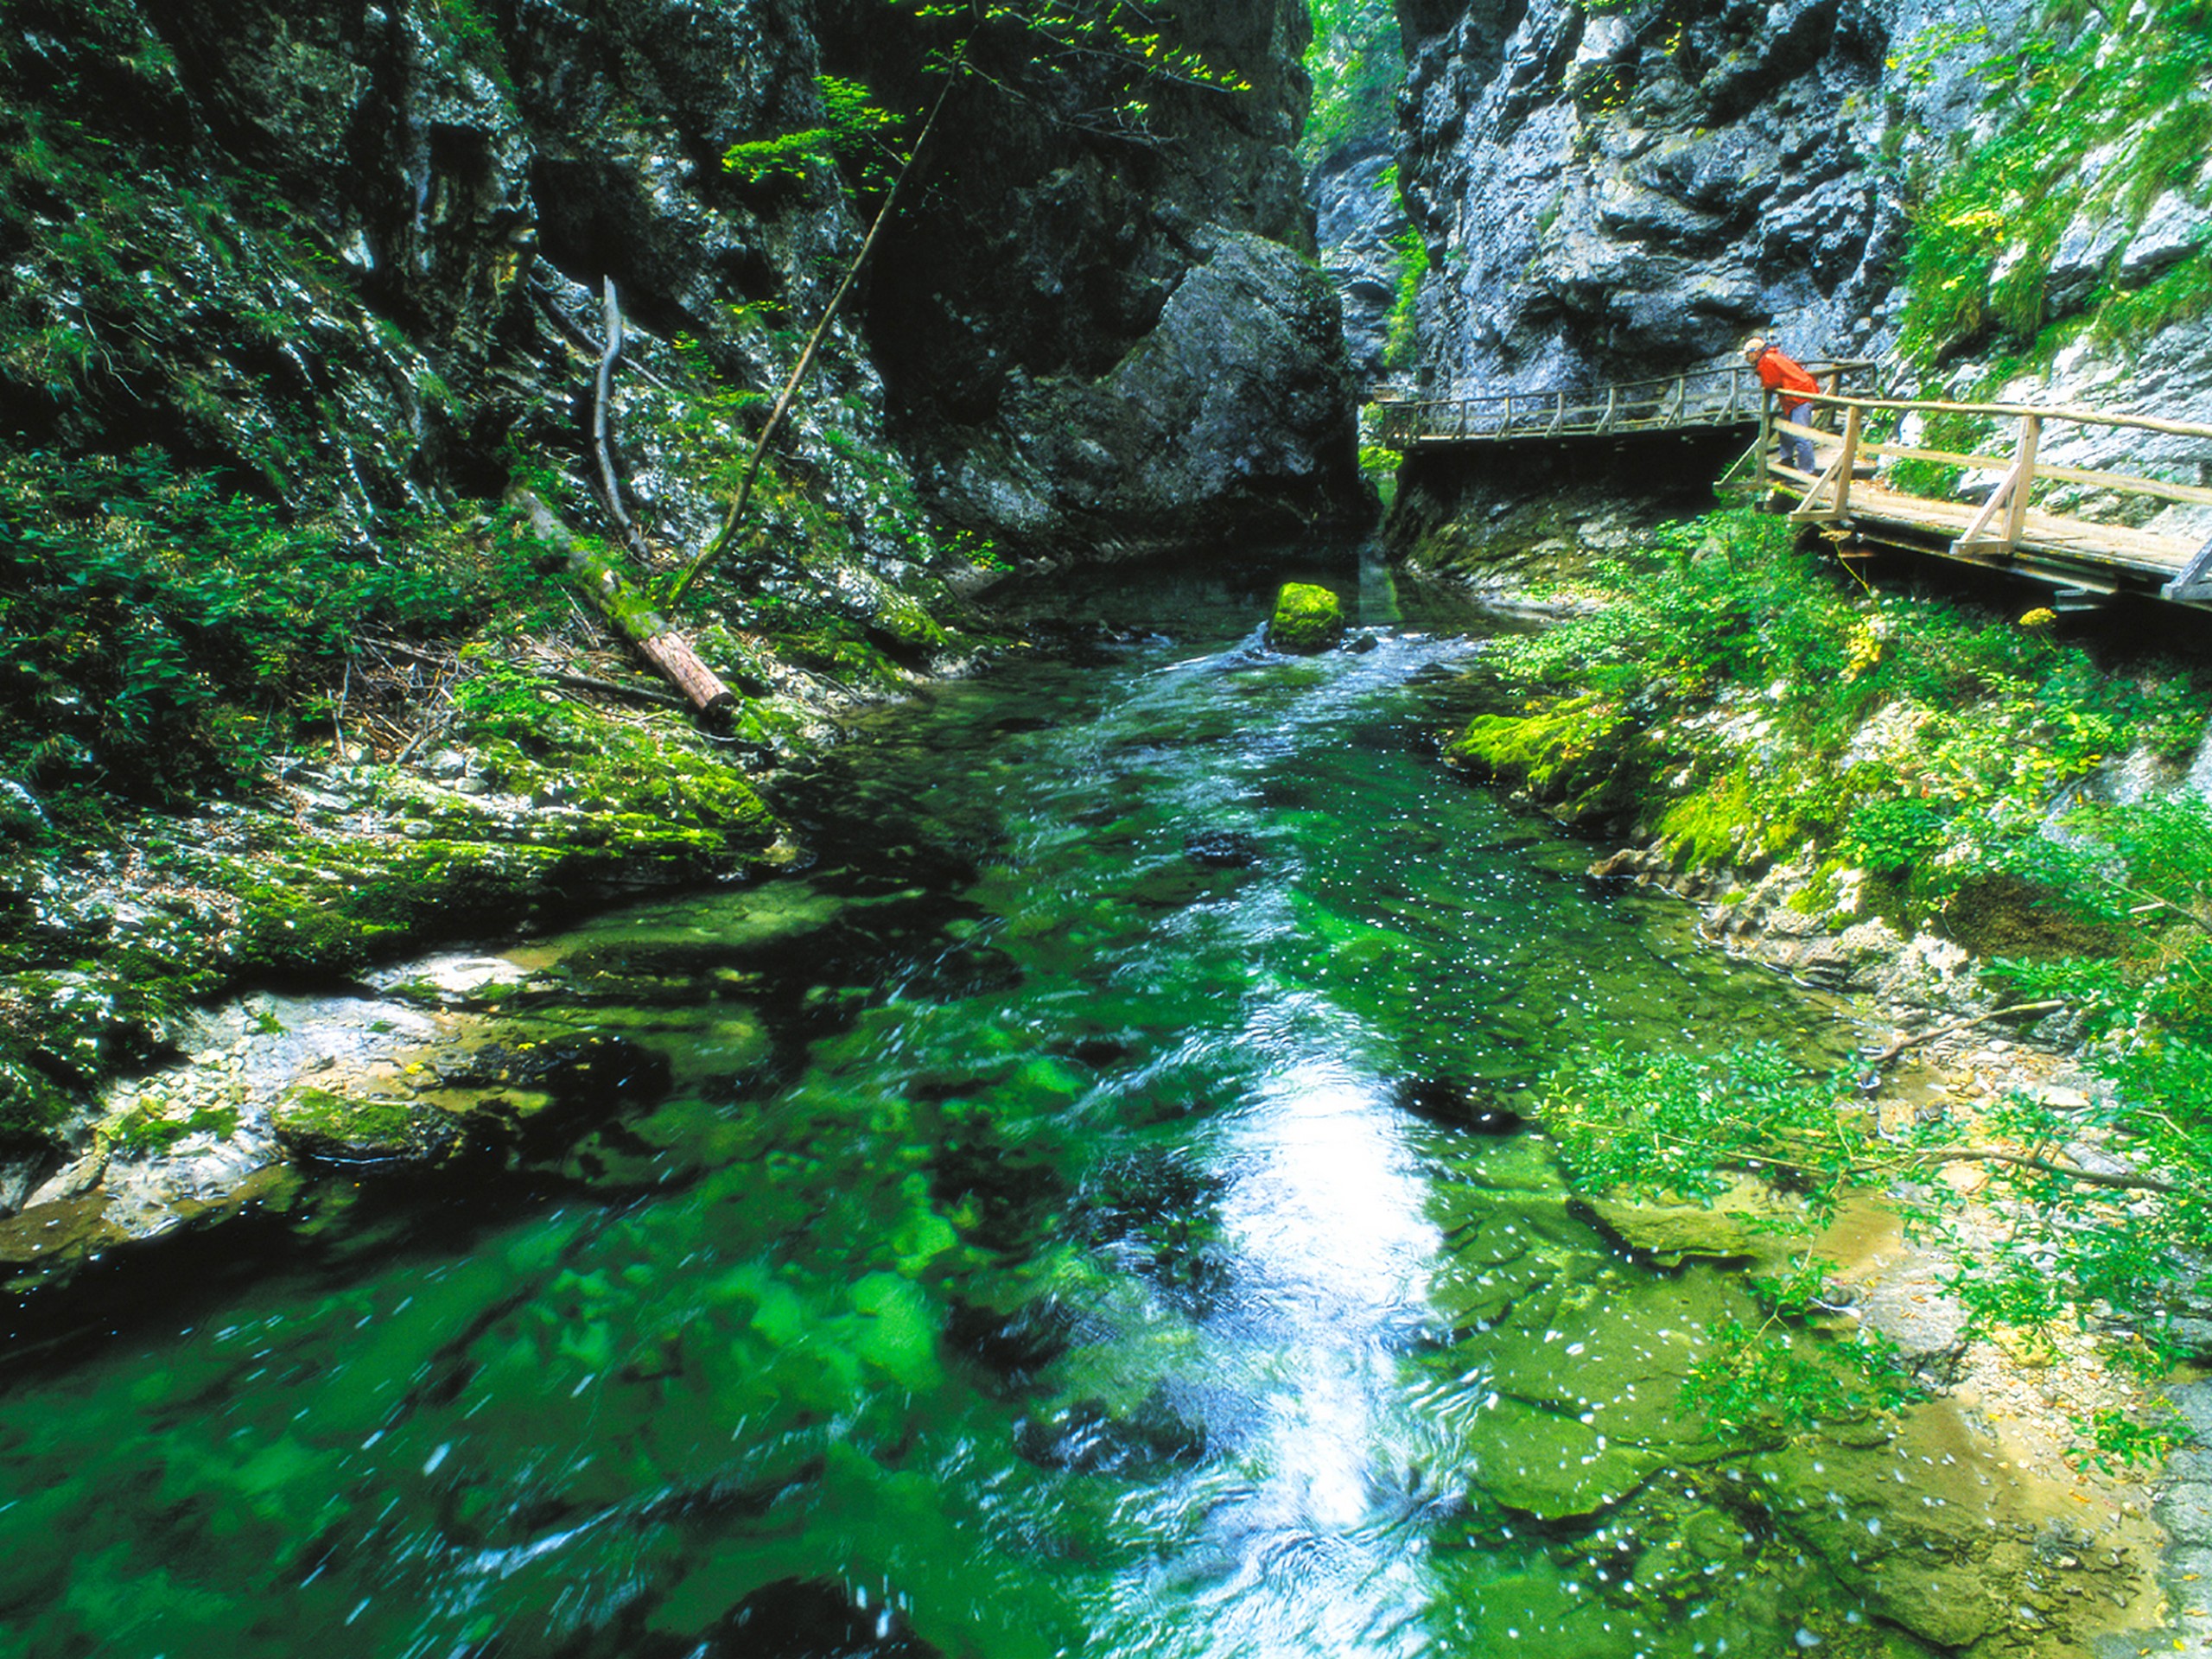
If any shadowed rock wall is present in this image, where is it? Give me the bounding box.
[0,0,1363,565]
[823,0,1367,557]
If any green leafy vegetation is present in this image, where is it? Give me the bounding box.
[0,451,562,817]
[723,76,905,184]
[1896,0,2212,373]
[888,0,1254,140]
[1457,510,2212,1457]
[1300,0,1403,163]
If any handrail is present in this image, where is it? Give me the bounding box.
[1793,388,2212,443]
[1375,359,1878,448]
[1372,358,2212,603]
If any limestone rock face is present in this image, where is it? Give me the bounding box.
[1389,0,2212,491]
[1312,137,1413,391]
[1386,0,2064,398]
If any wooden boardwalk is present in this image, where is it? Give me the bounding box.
[1376,367,2212,611]
[1768,391,2212,607]
[1374,365,1781,448]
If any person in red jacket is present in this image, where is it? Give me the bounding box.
[1743,335,1819,473]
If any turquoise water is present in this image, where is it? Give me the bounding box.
[0,567,1953,1658]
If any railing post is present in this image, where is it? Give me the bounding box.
[1756,391,1771,492]
[1835,403,1862,516]
[1550,388,1565,435]
[1503,391,1514,435]
[1600,385,1618,435]
[1952,410,2044,558]
[2002,413,2042,551]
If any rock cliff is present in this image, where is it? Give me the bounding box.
[1312,135,1411,389]
[1393,0,1983,391]
[822,0,1364,554]
[1,0,1362,572]
[1384,0,2212,552]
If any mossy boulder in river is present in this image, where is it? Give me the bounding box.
[271,1085,465,1169]
[1267,583,1345,654]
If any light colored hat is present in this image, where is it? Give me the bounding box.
[1740,334,1767,355]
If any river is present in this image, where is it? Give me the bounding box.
[0,561,2079,1656]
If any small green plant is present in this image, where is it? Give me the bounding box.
[723,76,904,184]
[1383,218,1427,372]
[1837,797,1948,876]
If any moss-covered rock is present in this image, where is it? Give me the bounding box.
[1266,582,1345,654]
[1446,695,1632,822]
[270,1085,465,1168]
[1579,1188,1789,1268]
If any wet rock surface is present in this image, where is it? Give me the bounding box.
[0,876,842,1291]
[827,0,1368,555]
[1311,136,1411,391]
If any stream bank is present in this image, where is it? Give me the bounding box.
[1396,499,2212,1652]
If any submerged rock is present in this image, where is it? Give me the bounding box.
[699,1577,943,1658]
[1580,1192,1765,1267]
[1267,582,1347,654]
[1394,1076,1526,1134]
[270,1085,466,1169]
[1183,830,1267,869]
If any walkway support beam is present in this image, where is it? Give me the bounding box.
[1954,412,2043,559]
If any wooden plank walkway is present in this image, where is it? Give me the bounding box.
[1376,367,2212,611]
[1772,394,2212,607]
[1375,365,1773,448]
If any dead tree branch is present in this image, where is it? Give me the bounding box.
[671,66,959,607]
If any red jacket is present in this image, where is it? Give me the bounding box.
[1754,346,1819,402]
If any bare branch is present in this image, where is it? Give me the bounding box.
[1868,1000,2067,1071]
[1908,1145,2178,1196]
[594,276,633,537]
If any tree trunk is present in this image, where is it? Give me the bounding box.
[513,490,734,717]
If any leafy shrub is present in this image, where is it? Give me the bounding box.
[0,450,559,813]
[1838,797,1948,875]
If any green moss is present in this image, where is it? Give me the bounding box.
[0,1049,75,1142]
[1446,696,1630,819]
[108,1099,238,1156]
[271,1084,456,1165]
[1655,770,1755,868]
[1266,582,1346,654]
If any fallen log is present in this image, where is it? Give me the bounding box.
[512,489,734,718]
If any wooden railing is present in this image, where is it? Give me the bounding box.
[1375,361,1868,449]
[1774,391,2212,600]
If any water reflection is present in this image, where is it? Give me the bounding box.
[1141,1043,1440,1659]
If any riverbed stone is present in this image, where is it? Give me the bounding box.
[0,1194,134,1288]
[1266,583,1346,654]
[270,1084,466,1168]
[1469,1394,1674,1520]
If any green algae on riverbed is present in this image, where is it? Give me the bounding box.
[0,571,2155,1658]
